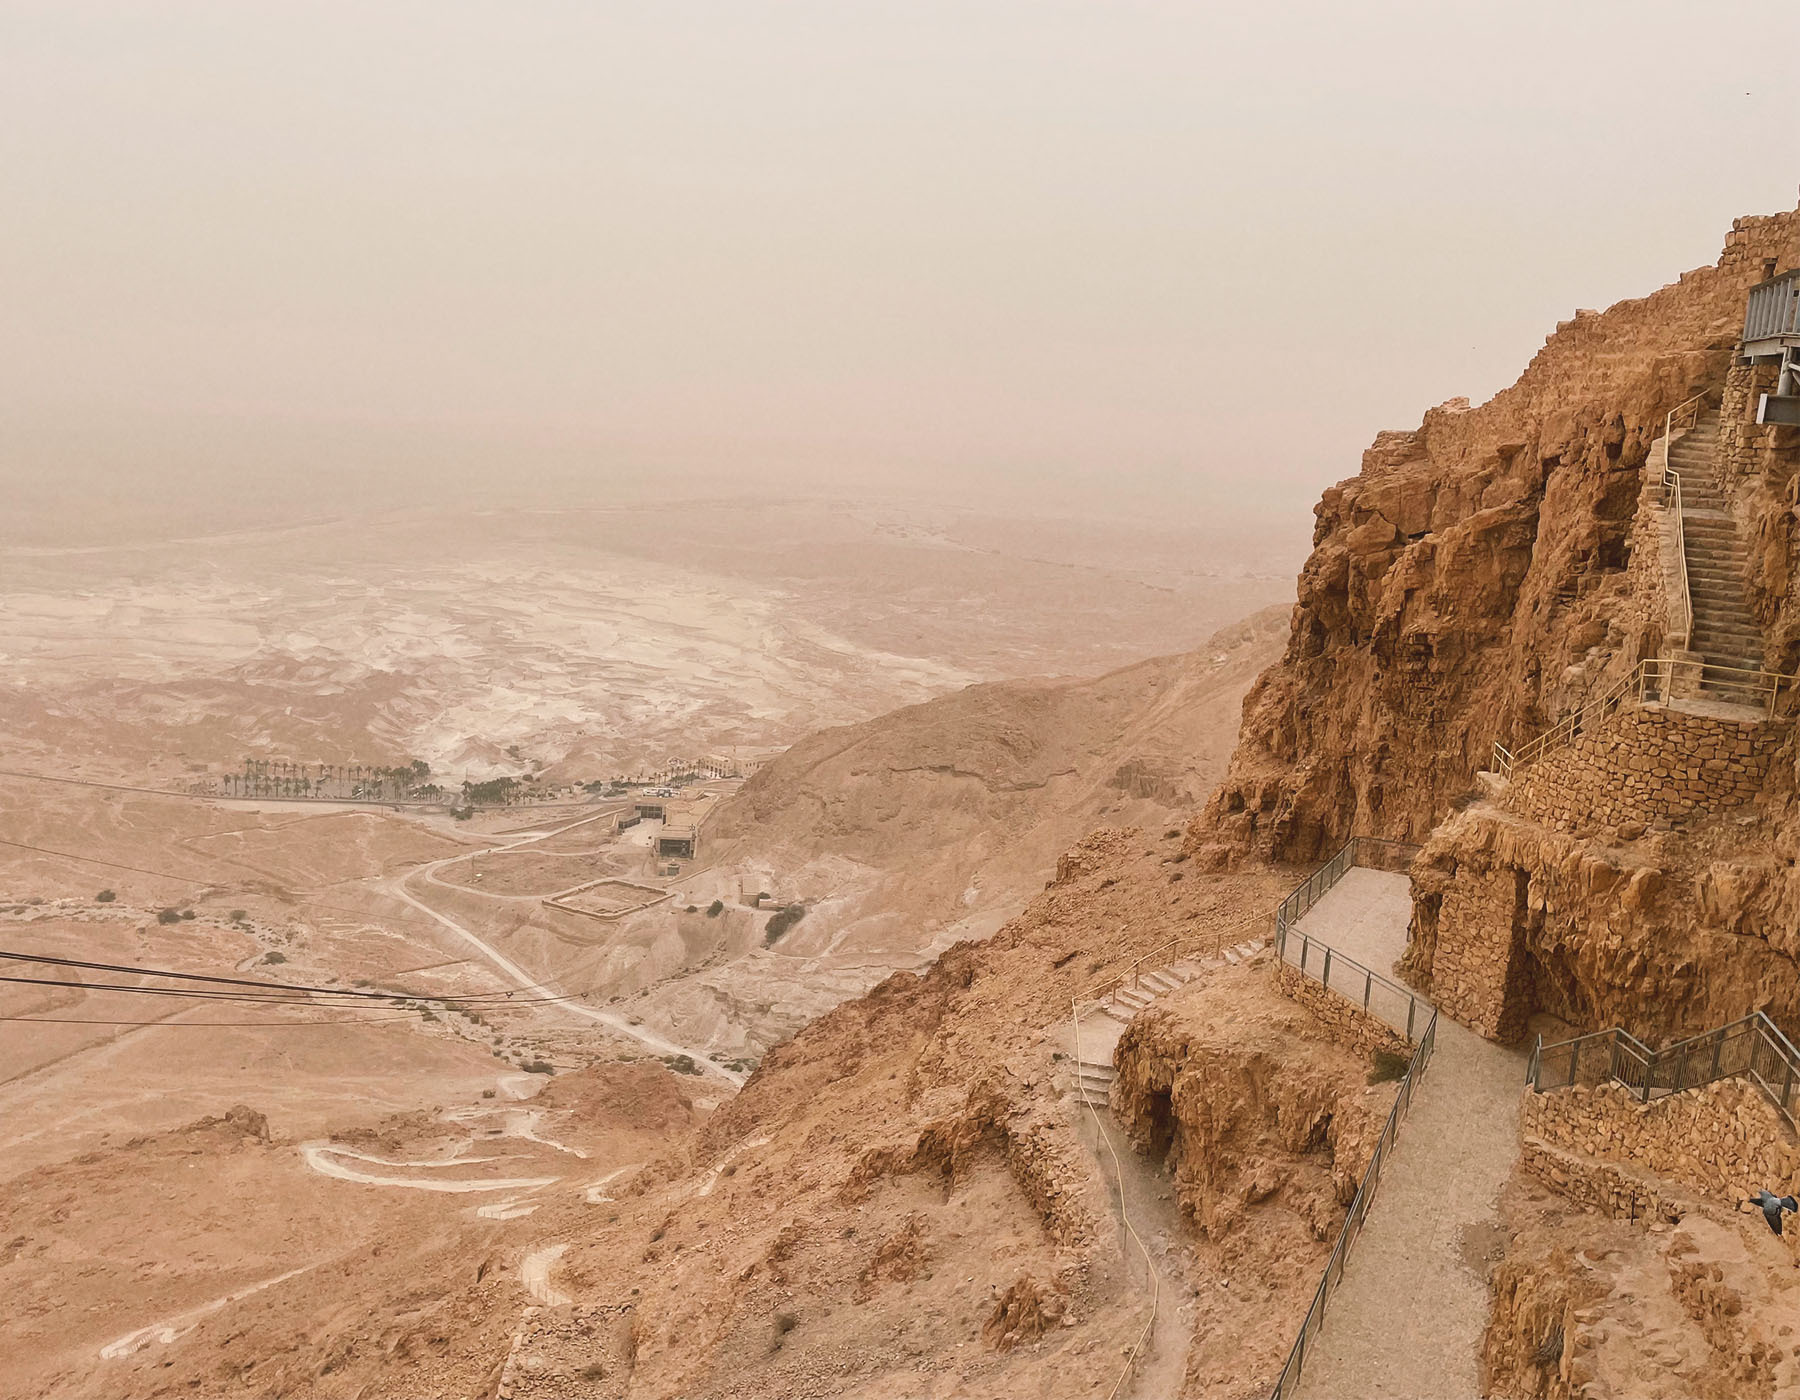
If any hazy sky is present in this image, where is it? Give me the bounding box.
[3,1,1798,535]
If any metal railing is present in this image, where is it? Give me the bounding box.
[1492,656,1793,780]
[1745,270,1800,345]
[1529,1011,1799,1134]
[1279,930,1430,1042]
[1267,1008,1439,1400]
[1658,388,1714,652]
[1273,836,1421,944]
[1661,456,1693,652]
[1071,912,1271,1020]
[1070,1005,1159,1399]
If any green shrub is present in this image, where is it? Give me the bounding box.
[1368,1048,1411,1085]
[665,1053,701,1076]
[763,903,808,945]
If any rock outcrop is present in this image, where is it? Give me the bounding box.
[1193,210,1800,869]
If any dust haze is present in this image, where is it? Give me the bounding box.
[5,3,1800,1398]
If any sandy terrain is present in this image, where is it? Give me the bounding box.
[0,500,1292,789]
[0,496,1298,1397]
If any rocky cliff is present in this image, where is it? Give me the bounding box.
[1193,210,1800,868]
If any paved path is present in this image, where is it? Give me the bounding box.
[1291,868,1414,979]
[1293,1020,1525,1400]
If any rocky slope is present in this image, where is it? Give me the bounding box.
[39,830,1394,1399]
[1193,209,1800,867]
[595,609,1287,1057]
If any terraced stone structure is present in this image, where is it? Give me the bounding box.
[1505,702,1783,833]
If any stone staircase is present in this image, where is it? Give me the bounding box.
[1074,939,1265,1107]
[1669,412,1767,684]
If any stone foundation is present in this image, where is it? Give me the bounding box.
[1519,1134,1682,1223]
[1409,858,1534,1042]
[1520,1078,1800,1214]
[1506,703,1780,835]
[1273,963,1413,1057]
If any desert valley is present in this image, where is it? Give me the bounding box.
[8,8,1800,1399]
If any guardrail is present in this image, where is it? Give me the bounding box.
[1745,269,1800,345]
[1661,457,1693,652]
[1071,911,1271,1021]
[1273,836,1421,945]
[1279,930,1430,1042]
[1528,1010,1799,1133]
[1070,1006,1159,1398]
[1267,1007,1439,1399]
[1492,657,1794,780]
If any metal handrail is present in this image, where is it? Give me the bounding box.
[1658,389,1714,653]
[1662,456,1693,651]
[1492,656,1795,779]
[1528,1010,1799,1133]
[1070,909,1272,1020]
[1267,1009,1439,1399]
[1071,1003,1159,1398]
[1272,836,1421,944]
[1279,929,1430,1042]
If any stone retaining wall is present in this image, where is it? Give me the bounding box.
[1720,361,1790,482]
[1518,1134,1681,1223]
[1273,963,1412,1057]
[1520,1077,1800,1212]
[1506,702,1780,835]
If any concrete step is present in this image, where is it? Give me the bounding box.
[1112,986,1153,1011]
[1139,970,1182,995]
[1690,616,1761,633]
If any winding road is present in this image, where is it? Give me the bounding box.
[389,817,745,1085]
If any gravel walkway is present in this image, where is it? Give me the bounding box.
[1292,1019,1526,1400]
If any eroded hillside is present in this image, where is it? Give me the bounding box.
[1193,210,1800,866]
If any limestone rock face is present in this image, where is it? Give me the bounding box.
[1403,807,1800,1042]
[1193,210,1800,868]
[1109,965,1390,1236]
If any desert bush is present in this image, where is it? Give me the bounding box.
[763,903,808,945]
[522,1059,555,1075]
[230,908,247,923]
[156,908,182,925]
[707,899,724,917]
[665,1054,701,1075]
[1368,1048,1411,1084]
[263,951,287,965]
[95,889,116,903]
[179,909,195,920]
